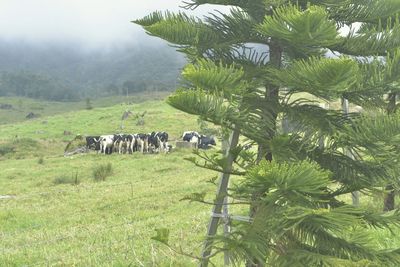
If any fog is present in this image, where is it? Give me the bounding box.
[0,0,229,50]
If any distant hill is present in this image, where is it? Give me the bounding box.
[0,40,186,101]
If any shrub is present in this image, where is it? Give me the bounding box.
[134,111,147,126]
[0,144,15,156]
[93,163,113,182]
[37,157,44,165]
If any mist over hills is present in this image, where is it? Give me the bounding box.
[0,40,186,101]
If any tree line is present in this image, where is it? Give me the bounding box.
[0,41,185,101]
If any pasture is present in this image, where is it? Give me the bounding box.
[0,97,222,266]
[1,96,400,266]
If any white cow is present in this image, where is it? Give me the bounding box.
[99,135,114,155]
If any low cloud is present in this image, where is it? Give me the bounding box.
[0,0,229,50]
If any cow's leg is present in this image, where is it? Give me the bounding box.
[164,142,169,153]
[158,139,163,153]
[132,138,136,153]
[139,140,143,153]
[160,141,165,153]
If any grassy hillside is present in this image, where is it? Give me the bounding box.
[0,153,219,266]
[0,97,229,266]
[0,92,170,126]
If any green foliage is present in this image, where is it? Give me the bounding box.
[268,57,360,99]
[151,228,170,245]
[257,5,339,56]
[224,161,400,266]
[92,163,113,182]
[197,118,220,137]
[182,59,246,96]
[135,0,400,266]
[138,12,219,47]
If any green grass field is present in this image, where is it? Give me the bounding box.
[0,92,170,126]
[0,95,227,266]
[1,95,399,266]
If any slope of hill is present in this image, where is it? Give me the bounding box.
[0,96,198,141]
[0,98,223,266]
[0,98,398,266]
[0,92,170,125]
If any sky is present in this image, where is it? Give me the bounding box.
[0,0,227,50]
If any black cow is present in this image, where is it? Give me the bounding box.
[86,136,101,151]
[198,135,216,149]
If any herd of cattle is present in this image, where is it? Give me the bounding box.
[85,131,216,154]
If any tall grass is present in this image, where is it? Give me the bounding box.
[93,163,113,181]
[53,172,80,185]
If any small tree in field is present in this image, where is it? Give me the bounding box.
[135,1,400,266]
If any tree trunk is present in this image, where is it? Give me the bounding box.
[342,98,360,206]
[247,40,282,267]
[384,184,395,211]
[383,92,397,211]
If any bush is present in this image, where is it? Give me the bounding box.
[93,163,113,182]
[53,173,80,185]
[38,157,44,164]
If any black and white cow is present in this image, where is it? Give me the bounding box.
[128,134,138,153]
[136,133,149,153]
[148,132,158,153]
[113,134,123,153]
[113,134,133,154]
[198,135,216,149]
[157,131,169,153]
[182,131,201,148]
[86,136,101,151]
[146,131,170,153]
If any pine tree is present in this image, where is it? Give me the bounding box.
[134,1,400,266]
